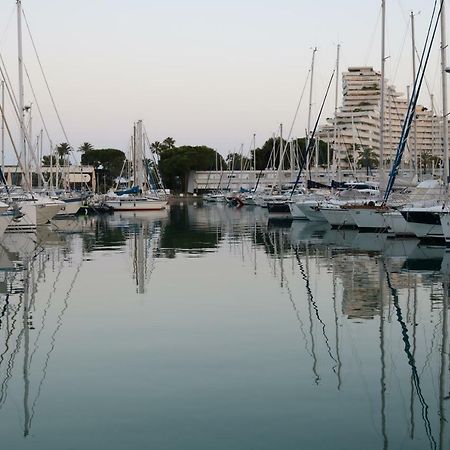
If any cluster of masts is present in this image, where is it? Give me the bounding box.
[0,2,172,234]
[221,1,449,194]
[204,0,450,245]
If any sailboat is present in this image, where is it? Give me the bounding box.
[105,121,167,211]
[0,1,66,229]
[341,0,444,234]
[393,2,449,241]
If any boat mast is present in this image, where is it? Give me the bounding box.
[135,120,144,190]
[17,0,27,188]
[333,44,340,181]
[290,139,295,181]
[411,11,418,177]
[38,128,42,188]
[252,133,256,171]
[379,0,386,185]
[27,104,32,187]
[441,0,449,185]
[308,48,317,170]
[1,80,4,175]
[49,139,53,190]
[277,123,283,190]
[132,124,137,187]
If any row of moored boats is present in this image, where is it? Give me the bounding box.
[204,179,450,246]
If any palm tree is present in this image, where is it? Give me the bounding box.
[78,142,94,153]
[151,141,163,156]
[420,150,440,174]
[56,142,71,165]
[357,147,379,175]
[163,137,176,149]
[42,154,56,166]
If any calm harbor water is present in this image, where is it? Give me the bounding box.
[0,200,449,450]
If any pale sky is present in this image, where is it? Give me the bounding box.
[0,0,445,162]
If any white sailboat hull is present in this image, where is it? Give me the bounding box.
[288,202,307,220]
[399,205,444,239]
[320,207,356,227]
[441,213,450,247]
[36,202,64,225]
[56,199,83,216]
[349,208,388,230]
[0,211,14,239]
[6,202,37,232]
[404,221,443,239]
[297,202,327,222]
[105,198,167,211]
[382,211,416,236]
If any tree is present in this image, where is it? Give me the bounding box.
[250,137,330,171]
[250,137,288,170]
[151,141,163,156]
[56,142,71,165]
[151,138,176,157]
[81,148,126,190]
[42,154,56,166]
[420,150,440,174]
[78,142,94,153]
[226,152,252,170]
[162,137,176,150]
[344,153,354,168]
[357,147,379,175]
[158,145,225,192]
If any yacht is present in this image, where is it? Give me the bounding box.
[105,121,168,212]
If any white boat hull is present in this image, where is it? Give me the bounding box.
[399,206,444,239]
[441,213,450,247]
[407,222,442,239]
[6,202,37,232]
[383,211,416,236]
[289,202,307,220]
[297,202,327,222]
[0,212,14,239]
[320,207,356,227]
[349,208,388,230]
[105,199,167,211]
[0,202,9,214]
[36,202,64,225]
[56,199,83,216]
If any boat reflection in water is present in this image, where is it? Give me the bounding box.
[0,202,448,449]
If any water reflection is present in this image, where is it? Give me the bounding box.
[0,201,449,449]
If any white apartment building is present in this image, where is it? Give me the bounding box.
[319,66,445,170]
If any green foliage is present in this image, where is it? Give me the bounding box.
[250,137,331,170]
[78,142,94,153]
[56,142,71,165]
[151,137,176,156]
[250,137,286,170]
[81,148,126,189]
[42,154,56,166]
[420,150,440,174]
[158,144,225,192]
[313,139,332,167]
[226,152,252,170]
[162,137,176,149]
[344,154,354,164]
[357,147,379,175]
